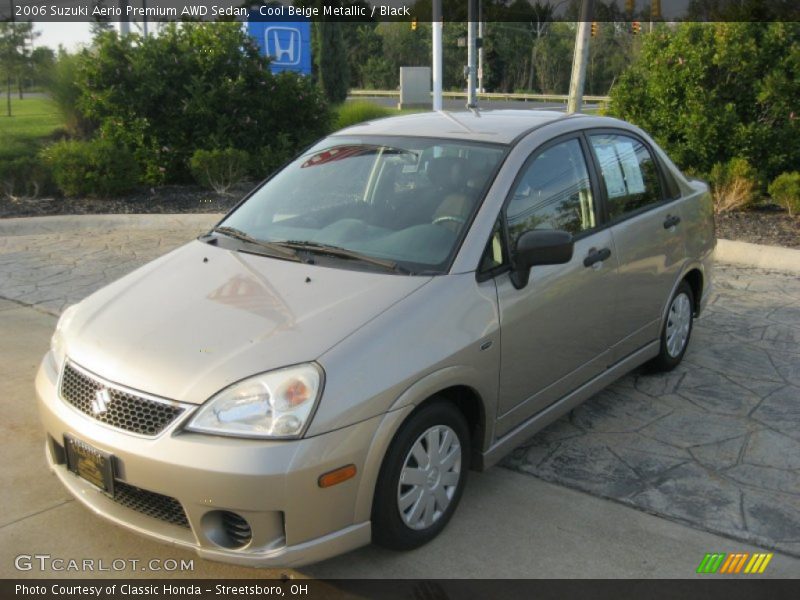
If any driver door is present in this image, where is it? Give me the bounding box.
[493,135,619,436]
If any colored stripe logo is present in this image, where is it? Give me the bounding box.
[697,552,773,574]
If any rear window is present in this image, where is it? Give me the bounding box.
[589,133,663,220]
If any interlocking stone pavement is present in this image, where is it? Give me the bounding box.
[504,264,800,557]
[1,215,799,556]
[0,215,219,315]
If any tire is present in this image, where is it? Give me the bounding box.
[648,280,695,372]
[371,400,470,551]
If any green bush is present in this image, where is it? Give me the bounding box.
[189,148,250,194]
[251,133,295,179]
[41,139,139,197]
[768,172,800,217]
[336,101,391,130]
[609,23,800,184]
[708,158,758,213]
[46,51,93,137]
[0,156,53,199]
[73,24,332,184]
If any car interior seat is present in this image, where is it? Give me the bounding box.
[428,156,473,231]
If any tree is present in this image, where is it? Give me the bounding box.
[90,1,115,37]
[30,46,55,89]
[315,20,350,103]
[0,22,35,114]
[342,23,382,89]
[74,24,332,183]
[609,22,800,183]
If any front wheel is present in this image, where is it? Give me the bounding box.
[648,281,694,372]
[372,400,470,550]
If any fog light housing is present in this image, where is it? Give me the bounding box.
[201,510,252,549]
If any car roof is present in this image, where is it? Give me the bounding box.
[333,109,595,145]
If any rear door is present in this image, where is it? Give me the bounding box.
[493,135,618,436]
[586,131,687,362]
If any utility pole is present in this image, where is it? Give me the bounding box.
[432,0,443,111]
[142,0,148,38]
[567,0,594,114]
[119,0,130,36]
[466,0,477,109]
[477,13,484,93]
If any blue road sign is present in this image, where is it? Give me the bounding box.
[248,12,312,76]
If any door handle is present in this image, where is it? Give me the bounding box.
[663,214,681,229]
[584,247,611,268]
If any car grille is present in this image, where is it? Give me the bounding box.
[60,362,185,436]
[114,481,190,528]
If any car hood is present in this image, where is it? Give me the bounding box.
[63,240,431,404]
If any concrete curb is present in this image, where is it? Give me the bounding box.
[715,239,800,274]
[0,214,223,236]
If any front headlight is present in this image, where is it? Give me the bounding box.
[50,303,79,371]
[185,364,323,439]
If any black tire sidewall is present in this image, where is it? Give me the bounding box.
[371,400,470,551]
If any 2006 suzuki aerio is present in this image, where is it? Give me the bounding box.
[37,111,714,566]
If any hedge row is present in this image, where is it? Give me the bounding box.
[0,140,301,199]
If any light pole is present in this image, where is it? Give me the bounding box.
[432,0,443,111]
[466,0,477,109]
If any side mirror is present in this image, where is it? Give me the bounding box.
[510,229,574,289]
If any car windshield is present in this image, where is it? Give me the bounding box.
[217,136,507,274]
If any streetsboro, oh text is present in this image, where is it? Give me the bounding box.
[16,584,308,596]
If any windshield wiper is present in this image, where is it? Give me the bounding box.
[279,240,410,274]
[210,226,301,262]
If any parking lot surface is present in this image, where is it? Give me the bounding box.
[1,214,798,573]
[505,264,800,557]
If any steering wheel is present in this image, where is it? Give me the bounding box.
[432,215,467,227]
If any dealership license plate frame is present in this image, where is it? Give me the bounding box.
[64,434,115,497]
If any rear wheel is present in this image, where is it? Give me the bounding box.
[648,280,694,372]
[372,400,469,550]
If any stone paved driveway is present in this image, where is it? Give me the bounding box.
[0,215,218,315]
[1,215,798,556]
[505,264,800,556]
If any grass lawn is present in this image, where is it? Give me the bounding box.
[0,95,64,161]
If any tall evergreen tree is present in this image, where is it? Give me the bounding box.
[315,20,350,104]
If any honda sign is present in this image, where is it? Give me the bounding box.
[247,13,312,76]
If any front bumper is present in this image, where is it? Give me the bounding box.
[36,354,391,567]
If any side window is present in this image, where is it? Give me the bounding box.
[505,138,597,247]
[589,133,663,219]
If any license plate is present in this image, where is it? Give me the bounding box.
[64,434,115,496]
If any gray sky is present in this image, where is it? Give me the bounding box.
[35,22,94,51]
